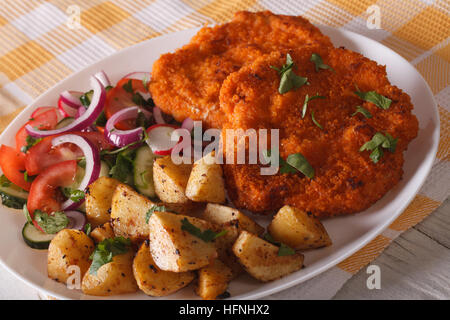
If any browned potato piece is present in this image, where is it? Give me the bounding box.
[196,259,233,300]
[185,152,226,203]
[48,229,94,284]
[85,177,121,227]
[133,241,195,296]
[232,231,304,282]
[110,183,156,243]
[268,205,332,250]
[82,251,138,296]
[202,203,264,236]
[153,156,192,204]
[149,211,217,272]
[157,201,205,217]
[89,222,114,243]
[211,222,243,277]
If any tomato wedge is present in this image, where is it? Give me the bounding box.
[31,106,60,119]
[27,160,77,216]
[15,108,58,153]
[105,78,149,130]
[25,131,113,176]
[0,145,32,191]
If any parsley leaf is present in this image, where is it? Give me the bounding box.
[180,218,227,242]
[310,53,334,72]
[122,79,133,93]
[109,148,136,185]
[311,110,323,130]
[34,210,69,234]
[354,90,392,110]
[89,237,131,275]
[302,93,325,118]
[271,54,308,94]
[286,153,315,179]
[263,233,296,256]
[21,135,42,153]
[69,189,85,202]
[145,205,167,224]
[84,223,91,236]
[351,106,372,118]
[262,150,297,174]
[360,132,398,163]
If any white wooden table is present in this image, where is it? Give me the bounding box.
[0,198,448,300]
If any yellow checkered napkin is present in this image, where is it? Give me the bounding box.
[0,0,448,299]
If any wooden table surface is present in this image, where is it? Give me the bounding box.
[334,197,450,299]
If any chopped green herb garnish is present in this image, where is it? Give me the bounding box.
[263,233,296,256]
[180,218,227,242]
[311,110,323,129]
[271,54,308,94]
[360,132,398,163]
[145,205,167,224]
[351,106,372,118]
[302,93,325,118]
[310,53,334,72]
[89,237,131,275]
[34,210,69,234]
[94,111,108,127]
[21,135,42,153]
[0,175,11,188]
[286,153,315,179]
[69,189,85,202]
[109,148,136,185]
[122,79,133,93]
[135,110,151,128]
[23,171,29,182]
[354,90,392,110]
[84,223,91,236]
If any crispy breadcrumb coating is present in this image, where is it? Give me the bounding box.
[220,48,418,217]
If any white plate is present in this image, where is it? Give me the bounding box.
[0,26,439,300]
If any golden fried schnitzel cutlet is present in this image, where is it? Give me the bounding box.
[149,11,332,129]
[220,47,419,218]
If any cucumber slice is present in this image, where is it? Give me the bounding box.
[55,117,75,129]
[0,178,28,209]
[22,222,55,250]
[133,146,158,198]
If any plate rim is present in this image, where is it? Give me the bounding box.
[0,25,440,300]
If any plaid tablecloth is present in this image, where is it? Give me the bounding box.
[0,0,448,299]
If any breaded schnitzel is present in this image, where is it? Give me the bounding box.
[220,47,419,217]
[149,11,332,129]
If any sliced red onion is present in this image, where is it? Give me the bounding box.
[94,70,111,87]
[122,71,150,82]
[52,134,101,210]
[60,90,83,109]
[58,98,78,118]
[181,117,194,132]
[153,106,165,124]
[26,76,106,138]
[104,106,151,147]
[65,211,87,231]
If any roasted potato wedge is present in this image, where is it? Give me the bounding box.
[232,231,304,282]
[185,152,226,203]
[133,241,195,296]
[202,203,264,236]
[153,156,192,204]
[196,259,233,300]
[149,211,217,272]
[82,251,138,296]
[268,205,332,250]
[85,177,121,227]
[110,183,156,243]
[47,229,94,284]
[89,222,115,243]
[210,222,243,277]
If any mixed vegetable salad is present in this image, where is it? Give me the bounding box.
[0,71,192,249]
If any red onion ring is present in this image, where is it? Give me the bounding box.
[94,70,111,87]
[104,106,151,147]
[60,90,83,109]
[65,211,87,231]
[26,76,106,138]
[153,107,165,124]
[52,134,101,210]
